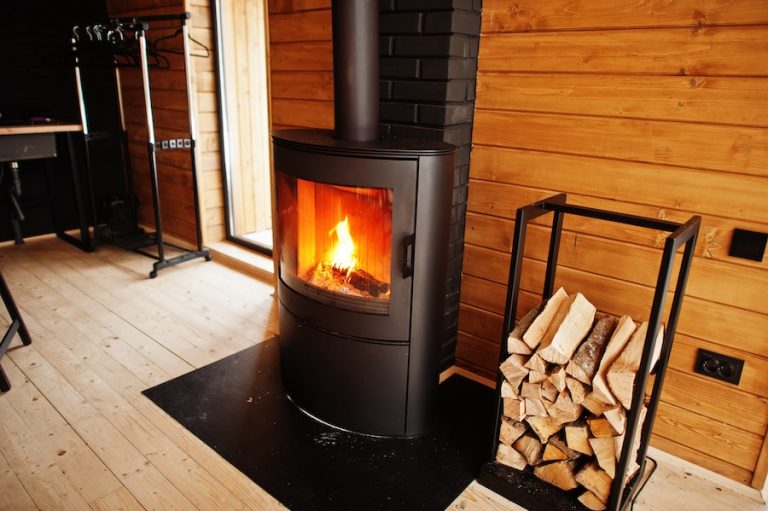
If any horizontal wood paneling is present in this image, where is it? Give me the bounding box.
[481,0,768,33]
[270,99,334,129]
[268,0,329,14]
[476,73,768,127]
[473,111,768,176]
[269,9,331,43]
[463,1,768,485]
[270,41,333,71]
[652,401,763,471]
[271,71,334,100]
[470,146,768,225]
[479,26,768,76]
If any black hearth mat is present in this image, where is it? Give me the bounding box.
[142,338,496,510]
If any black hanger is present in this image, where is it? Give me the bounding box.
[153,28,210,58]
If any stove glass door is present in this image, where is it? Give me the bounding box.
[277,172,393,315]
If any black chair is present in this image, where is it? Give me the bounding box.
[0,271,32,391]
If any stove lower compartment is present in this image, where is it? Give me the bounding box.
[279,303,420,437]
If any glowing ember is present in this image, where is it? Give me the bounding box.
[329,217,357,274]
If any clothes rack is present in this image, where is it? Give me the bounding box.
[72,12,211,278]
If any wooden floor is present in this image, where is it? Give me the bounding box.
[0,236,764,510]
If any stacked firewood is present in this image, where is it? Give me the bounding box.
[495,287,662,510]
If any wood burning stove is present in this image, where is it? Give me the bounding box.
[272,0,456,437]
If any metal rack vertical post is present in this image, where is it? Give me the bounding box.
[71,12,211,277]
[477,193,701,511]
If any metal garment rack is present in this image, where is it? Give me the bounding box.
[72,12,210,278]
[476,194,701,511]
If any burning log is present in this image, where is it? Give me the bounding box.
[346,269,389,297]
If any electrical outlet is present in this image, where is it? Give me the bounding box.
[694,349,744,385]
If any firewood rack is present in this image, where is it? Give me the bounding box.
[476,193,701,511]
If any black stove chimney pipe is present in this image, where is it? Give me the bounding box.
[332,0,379,142]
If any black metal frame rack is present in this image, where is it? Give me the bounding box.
[477,193,701,511]
[72,12,210,278]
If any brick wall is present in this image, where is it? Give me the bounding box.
[379,0,482,369]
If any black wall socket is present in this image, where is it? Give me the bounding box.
[729,228,767,262]
[694,349,744,385]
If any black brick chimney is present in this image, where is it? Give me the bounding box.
[379,0,481,370]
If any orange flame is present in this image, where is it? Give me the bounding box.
[329,216,356,273]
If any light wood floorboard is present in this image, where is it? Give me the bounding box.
[0,236,764,510]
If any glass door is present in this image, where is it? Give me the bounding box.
[213,0,272,253]
[277,172,393,314]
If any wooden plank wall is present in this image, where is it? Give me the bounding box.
[106,0,224,244]
[460,0,768,488]
[268,0,334,131]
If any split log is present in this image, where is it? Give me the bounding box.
[496,443,527,470]
[513,435,543,466]
[541,379,559,403]
[521,382,542,400]
[526,415,563,443]
[549,390,584,425]
[548,366,567,393]
[607,322,664,410]
[507,304,543,355]
[565,422,593,455]
[566,314,617,385]
[525,397,549,417]
[566,376,588,406]
[547,435,581,461]
[604,405,626,436]
[591,315,637,405]
[524,353,548,373]
[499,354,530,391]
[533,460,579,491]
[528,370,548,384]
[503,398,526,422]
[522,287,568,350]
[501,380,517,398]
[587,417,618,438]
[499,417,527,445]
[616,406,648,480]
[589,437,616,478]
[582,392,610,416]
[543,442,569,461]
[575,462,612,505]
[537,293,597,365]
[578,491,607,511]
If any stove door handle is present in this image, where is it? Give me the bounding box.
[402,234,415,278]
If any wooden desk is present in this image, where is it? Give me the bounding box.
[0,123,95,251]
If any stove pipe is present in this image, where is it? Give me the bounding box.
[332,0,379,142]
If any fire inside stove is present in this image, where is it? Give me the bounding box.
[277,172,393,314]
